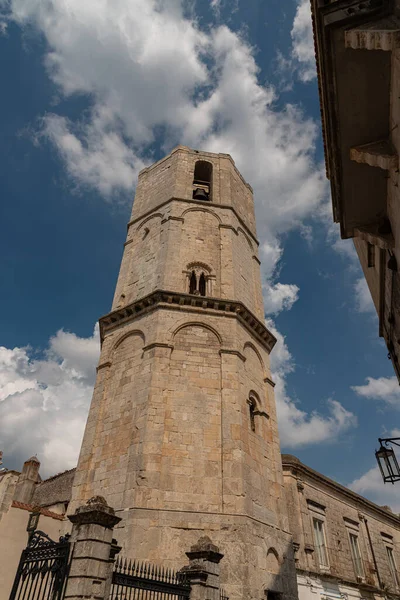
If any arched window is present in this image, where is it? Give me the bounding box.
[186,262,213,296]
[199,273,206,296]
[189,271,197,295]
[192,161,212,201]
[247,391,268,433]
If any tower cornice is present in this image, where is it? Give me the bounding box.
[99,290,276,352]
[126,197,260,247]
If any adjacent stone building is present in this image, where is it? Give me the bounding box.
[310,0,400,380]
[283,455,400,600]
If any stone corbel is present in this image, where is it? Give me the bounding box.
[304,543,314,555]
[354,224,394,250]
[350,139,398,171]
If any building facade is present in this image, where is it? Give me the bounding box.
[68,145,298,600]
[283,455,400,600]
[311,0,400,380]
[2,453,400,600]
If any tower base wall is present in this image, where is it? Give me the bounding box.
[115,508,298,600]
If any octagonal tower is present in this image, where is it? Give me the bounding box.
[70,146,297,600]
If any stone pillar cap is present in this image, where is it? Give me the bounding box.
[69,496,121,529]
[186,536,224,563]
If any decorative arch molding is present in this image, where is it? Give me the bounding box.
[248,389,262,410]
[243,341,266,376]
[237,226,254,251]
[186,261,213,274]
[172,321,223,345]
[111,329,146,353]
[136,212,164,231]
[266,547,281,570]
[180,207,222,223]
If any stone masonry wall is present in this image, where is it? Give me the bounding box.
[112,197,264,319]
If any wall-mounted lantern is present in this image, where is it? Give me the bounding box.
[376,438,400,484]
[27,510,40,535]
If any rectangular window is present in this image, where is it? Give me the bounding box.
[367,242,375,267]
[387,546,399,588]
[349,533,364,579]
[313,517,329,568]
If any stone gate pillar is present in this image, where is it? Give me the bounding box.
[64,496,121,600]
[181,536,224,600]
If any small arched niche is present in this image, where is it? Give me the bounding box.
[192,160,212,201]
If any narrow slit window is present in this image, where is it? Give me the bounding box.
[189,271,197,294]
[367,242,375,268]
[199,273,206,296]
[249,401,256,432]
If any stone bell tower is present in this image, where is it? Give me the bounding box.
[70,146,298,600]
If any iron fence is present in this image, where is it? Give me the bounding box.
[110,557,191,600]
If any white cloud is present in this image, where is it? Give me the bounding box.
[290,0,316,83]
[0,325,99,477]
[267,319,357,447]
[5,0,328,316]
[353,277,375,314]
[1,0,346,469]
[349,466,400,513]
[352,376,400,409]
[263,282,299,315]
[41,114,147,198]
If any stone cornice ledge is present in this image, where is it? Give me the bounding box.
[282,454,400,524]
[99,290,276,352]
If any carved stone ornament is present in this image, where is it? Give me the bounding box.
[186,536,224,564]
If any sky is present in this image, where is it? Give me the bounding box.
[0,0,399,511]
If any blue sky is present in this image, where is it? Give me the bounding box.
[0,0,399,509]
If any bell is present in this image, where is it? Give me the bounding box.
[193,187,209,201]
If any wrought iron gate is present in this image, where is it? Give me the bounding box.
[9,530,71,600]
[110,557,191,600]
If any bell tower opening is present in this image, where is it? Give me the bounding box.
[199,272,206,296]
[192,160,212,201]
